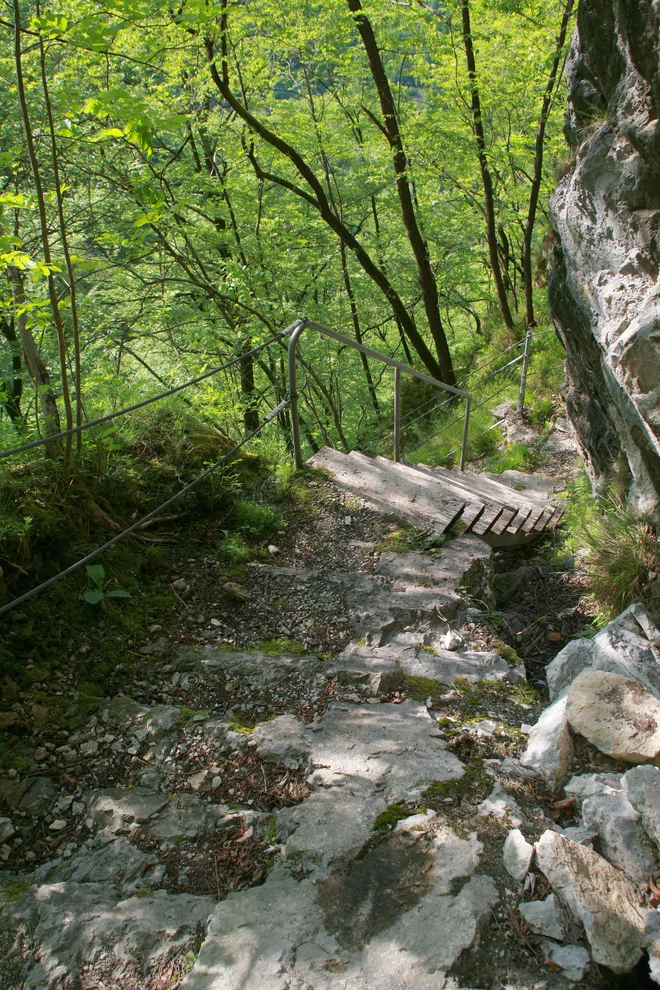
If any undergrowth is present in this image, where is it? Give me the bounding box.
[561,474,660,623]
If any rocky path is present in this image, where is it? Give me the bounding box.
[2,467,657,989]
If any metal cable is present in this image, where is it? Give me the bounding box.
[0,398,289,618]
[0,322,303,461]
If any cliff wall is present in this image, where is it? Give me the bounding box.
[549,0,660,516]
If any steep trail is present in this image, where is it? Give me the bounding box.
[0,461,606,990]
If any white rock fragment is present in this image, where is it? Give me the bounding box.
[0,817,16,843]
[543,942,590,981]
[520,695,574,790]
[503,829,534,882]
[477,782,524,827]
[519,894,567,940]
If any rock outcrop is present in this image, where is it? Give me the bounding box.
[549,0,660,517]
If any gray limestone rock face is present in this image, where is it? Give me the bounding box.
[0,882,215,989]
[623,764,660,850]
[85,786,169,834]
[580,788,657,880]
[520,695,574,790]
[377,535,495,610]
[535,830,646,973]
[180,819,498,990]
[546,604,660,701]
[253,714,311,769]
[566,668,660,762]
[548,0,660,518]
[519,893,567,940]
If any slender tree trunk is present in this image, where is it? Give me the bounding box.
[0,318,24,424]
[38,23,83,455]
[8,266,62,456]
[13,0,73,476]
[522,0,575,327]
[460,0,515,331]
[346,0,456,386]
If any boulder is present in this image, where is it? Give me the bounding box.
[535,830,646,973]
[3,776,56,815]
[623,765,660,851]
[253,714,310,769]
[546,638,595,701]
[519,893,567,940]
[520,696,574,790]
[566,668,660,763]
[581,788,657,880]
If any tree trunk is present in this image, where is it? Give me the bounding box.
[460,0,515,330]
[522,0,575,327]
[346,0,456,386]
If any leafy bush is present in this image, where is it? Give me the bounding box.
[230,499,284,535]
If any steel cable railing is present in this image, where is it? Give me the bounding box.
[0,321,304,460]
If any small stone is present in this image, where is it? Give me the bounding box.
[33,747,47,761]
[210,618,222,627]
[188,770,208,791]
[520,695,574,790]
[543,942,590,982]
[343,516,352,525]
[222,582,250,602]
[519,894,567,940]
[503,828,534,881]
[477,782,524,827]
[211,776,223,789]
[0,845,10,861]
[267,545,280,555]
[172,578,188,591]
[49,819,67,831]
[80,740,99,758]
[0,818,16,843]
[149,624,162,633]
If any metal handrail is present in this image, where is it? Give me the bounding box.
[287,318,472,470]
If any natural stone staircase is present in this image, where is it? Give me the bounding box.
[308,448,564,544]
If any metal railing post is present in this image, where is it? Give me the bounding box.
[288,320,308,469]
[393,367,401,462]
[460,396,471,471]
[518,328,532,414]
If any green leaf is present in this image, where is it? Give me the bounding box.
[83,590,105,604]
[85,563,106,590]
[106,589,131,598]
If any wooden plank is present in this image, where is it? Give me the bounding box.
[533,507,557,532]
[460,500,486,530]
[441,466,547,514]
[521,507,547,533]
[505,506,532,535]
[471,504,504,536]
[490,508,517,536]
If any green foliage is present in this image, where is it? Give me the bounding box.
[562,477,660,623]
[230,500,284,536]
[83,564,131,605]
[485,443,537,474]
[258,638,308,657]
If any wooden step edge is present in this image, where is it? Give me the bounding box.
[440,466,548,513]
[470,504,504,536]
[505,506,533,535]
[490,508,518,536]
[520,506,547,533]
[533,507,557,532]
[460,501,486,530]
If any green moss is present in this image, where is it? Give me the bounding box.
[265,815,277,844]
[373,802,410,832]
[494,644,523,666]
[421,645,439,656]
[452,676,539,710]
[1,881,29,903]
[422,762,491,808]
[258,638,307,657]
[134,889,153,898]
[227,713,257,734]
[177,707,211,729]
[404,675,448,706]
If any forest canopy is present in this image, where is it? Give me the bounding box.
[0,0,574,472]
